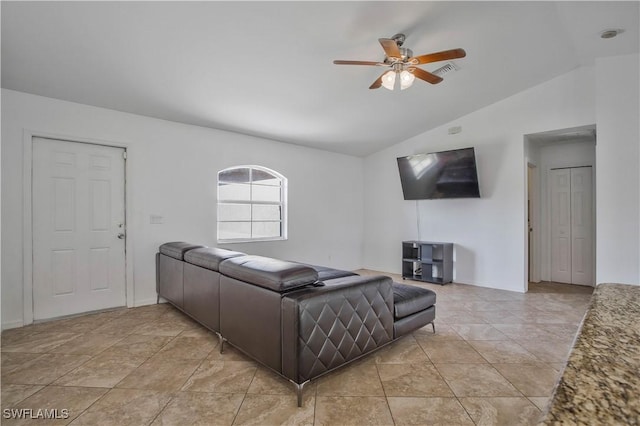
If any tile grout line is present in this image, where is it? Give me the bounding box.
[230,365,259,425]
[412,328,477,425]
[374,361,396,425]
[60,385,112,424]
[437,299,579,417]
[313,375,318,426]
[428,358,468,416]
[43,333,131,386]
[70,316,202,423]
[58,310,180,422]
[104,332,180,391]
[146,391,176,425]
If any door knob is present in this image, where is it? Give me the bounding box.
[117,233,125,240]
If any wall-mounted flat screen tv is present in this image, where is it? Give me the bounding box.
[397,147,480,200]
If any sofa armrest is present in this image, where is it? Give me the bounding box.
[281,275,394,383]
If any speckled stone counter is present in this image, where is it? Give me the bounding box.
[542,283,640,425]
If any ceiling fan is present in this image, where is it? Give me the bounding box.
[333,33,466,90]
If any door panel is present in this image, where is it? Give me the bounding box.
[53,178,76,231]
[89,247,111,290]
[90,179,111,231]
[550,169,572,283]
[52,249,76,295]
[549,167,594,286]
[570,167,593,285]
[33,137,126,320]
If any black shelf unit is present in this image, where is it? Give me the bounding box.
[402,241,453,285]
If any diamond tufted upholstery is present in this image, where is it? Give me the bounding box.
[281,275,394,382]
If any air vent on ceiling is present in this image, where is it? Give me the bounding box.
[432,62,459,77]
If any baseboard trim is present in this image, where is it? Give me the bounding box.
[134,297,166,307]
[2,319,25,331]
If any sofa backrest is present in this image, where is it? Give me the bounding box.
[159,241,206,260]
[219,275,284,372]
[184,247,245,271]
[219,255,319,292]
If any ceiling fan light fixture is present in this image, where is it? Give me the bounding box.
[333,34,466,91]
[400,69,415,90]
[381,70,396,90]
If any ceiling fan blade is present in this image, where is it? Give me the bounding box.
[409,67,443,84]
[333,60,383,66]
[379,38,402,59]
[369,74,384,89]
[410,48,466,65]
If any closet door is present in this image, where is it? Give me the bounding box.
[549,167,593,285]
[570,167,593,285]
[550,169,572,283]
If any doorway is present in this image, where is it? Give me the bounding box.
[525,125,596,289]
[527,163,538,283]
[32,137,127,320]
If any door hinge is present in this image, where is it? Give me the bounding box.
[123,151,127,160]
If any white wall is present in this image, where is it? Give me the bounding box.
[1,89,364,328]
[363,66,596,292]
[595,54,640,285]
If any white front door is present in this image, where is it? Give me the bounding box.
[32,137,126,320]
[550,167,593,285]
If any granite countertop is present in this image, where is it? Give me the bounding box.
[542,283,640,424]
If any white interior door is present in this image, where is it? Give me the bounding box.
[549,167,593,285]
[550,169,572,283]
[570,167,593,285]
[32,137,126,320]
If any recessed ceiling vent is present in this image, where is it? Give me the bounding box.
[601,29,623,39]
[432,62,459,77]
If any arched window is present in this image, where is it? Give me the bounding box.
[217,165,287,242]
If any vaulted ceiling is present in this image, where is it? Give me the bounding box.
[2,2,638,156]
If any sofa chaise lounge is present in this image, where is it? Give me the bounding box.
[156,242,436,405]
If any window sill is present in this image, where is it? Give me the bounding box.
[217,237,287,244]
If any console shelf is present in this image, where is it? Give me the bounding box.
[402,241,453,285]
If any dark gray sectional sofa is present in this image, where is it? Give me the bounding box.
[156,242,436,406]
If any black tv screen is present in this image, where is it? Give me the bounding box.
[397,147,480,200]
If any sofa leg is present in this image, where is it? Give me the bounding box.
[216,332,227,353]
[156,294,160,304]
[431,322,436,333]
[289,380,310,407]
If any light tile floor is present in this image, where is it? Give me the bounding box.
[1,271,593,425]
